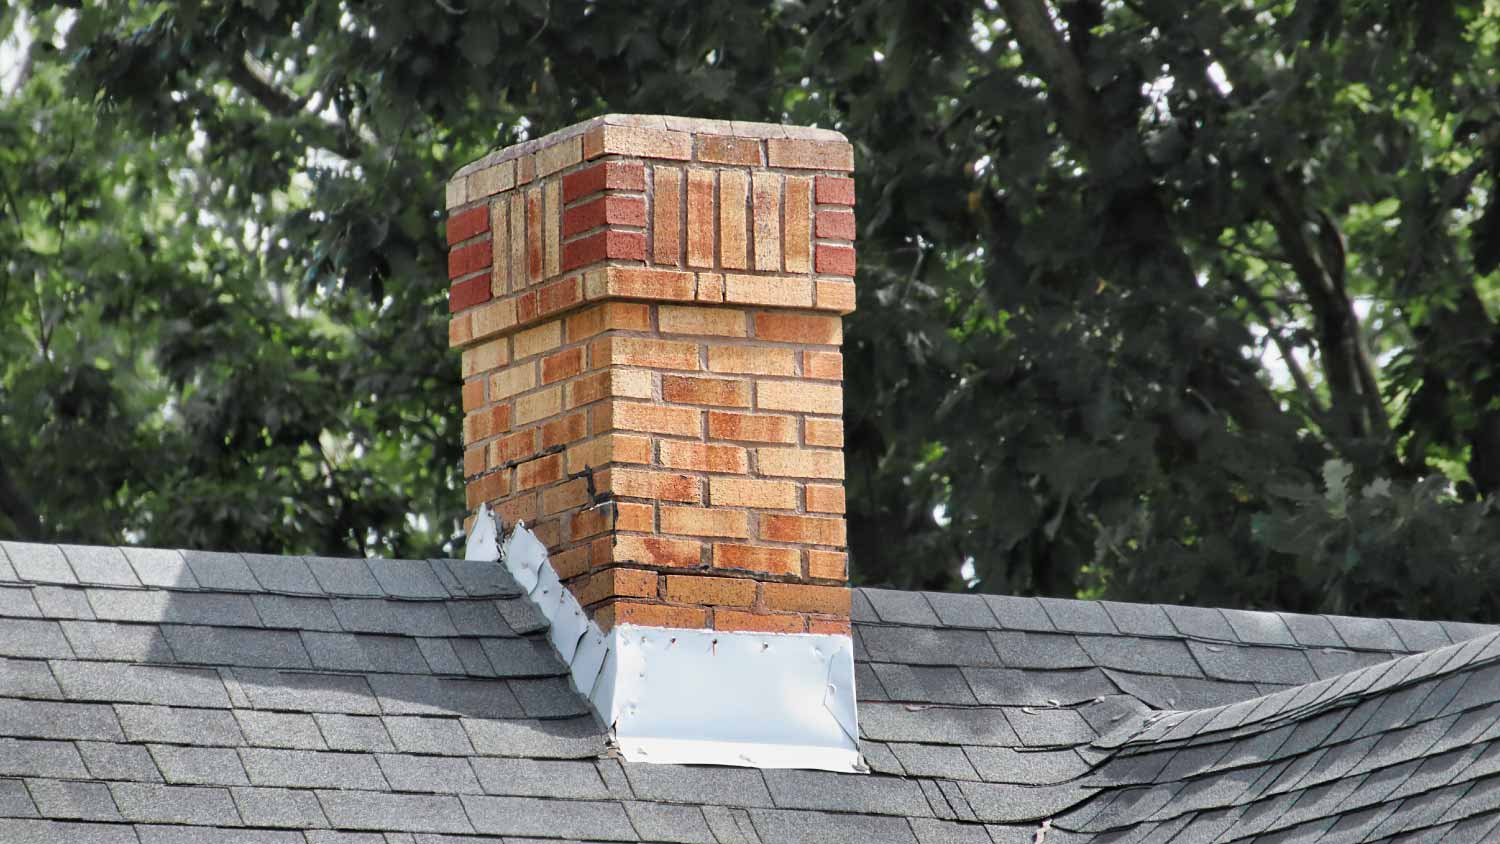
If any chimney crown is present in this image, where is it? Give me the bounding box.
[446,114,856,636]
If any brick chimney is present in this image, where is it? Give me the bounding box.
[445,115,854,638]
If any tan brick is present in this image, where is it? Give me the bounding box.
[602,401,702,437]
[514,386,562,425]
[804,350,843,381]
[616,501,655,532]
[449,314,473,348]
[659,441,748,474]
[805,484,846,514]
[665,574,756,606]
[541,411,588,449]
[583,124,692,161]
[509,193,527,290]
[462,338,511,379]
[470,297,519,340]
[696,135,762,166]
[463,405,512,444]
[754,313,843,345]
[714,609,804,634]
[661,375,750,408]
[468,160,515,199]
[707,411,797,444]
[513,320,562,360]
[463,445,487,478]
[593,336,700,371]
[687,170,716,268]
[784,176,812,273]
[724,274,814,308]
[759,380,841,414]
[516,152,535,185]
[496,491,538,529]
[719,170,749,270]
[661,506,750,538]
[696,272,725,302]
[566,301,651,341]
[541,347,585,384]
[535,274,582,320]
[491,199,510,295]
[763,583,851,616]
[490,364,537,400]
[600,601,708,631]
[809,618,852,635]
[758,448,844,479]
[465,471,509,509]
[566,433,653,473]
[808,550,847,580]
[536,135,583,176]
[445,178,467,210]
[490,429,538,467]
[566,369,654,408]
[752,172,782,272]
[816,279,857,313]
[544,178,562,279]
[612,535,703,568]
[569,504,615,541]
[588,266,696,302]
[525,187,544,283]
[605,468,703,503]
[766,138,854,170]
[659,306,746,337]
[706,346,795,376]
[804,418,844,448]
[572,567,658,607]
[713,543,800,576]
[653,167,682,265]
[461,378,485,412]
[761,514,845,546]
[709,477,798,510]
[542,478,590,516]
[516,453,564,491]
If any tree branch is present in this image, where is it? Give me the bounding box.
[224,55,365,162]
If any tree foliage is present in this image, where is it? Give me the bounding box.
[4,0,1500,621]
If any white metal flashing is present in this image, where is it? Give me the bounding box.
[465,503,864,772]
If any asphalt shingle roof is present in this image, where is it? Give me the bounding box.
[1,539,1498,843]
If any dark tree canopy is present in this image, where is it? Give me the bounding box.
[4,1,1500,621]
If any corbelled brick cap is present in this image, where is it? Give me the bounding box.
[445,114,856,635]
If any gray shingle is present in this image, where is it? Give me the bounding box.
[415,638,465,675]
[1222,610,1297,646]
[0,586,41,618]
[0,779,36,817]
[460,794,635,839]
[301,632,429,673]
[86,589,261,627]
[52,662,230,707]
[888,743,980,780]
[0,818,140,844]
[965,746,1091,785]
[1327,615,1404,651]
[1187,641,1317,685]
[0,619,72,659]
[1163,605,1237,641]
[477,636,567,678]
[461,716,606,759]
[1390,619,1454,652]
[24,778,123,821]
[1103,671,1256,710]
[121,547,198,589]
[926,593,1000,628]
[1099,602,1176,637]
[872,664,979,705]
[864,589,941,626]
[748,808,919,844]
[76,741,162,782]
[469,758,610,799]
[493,595,547,634]
[233,711,326,750]
[182,550,260,591]
[313,714,394,752]
[764,769,933,817]
[626,801,716,843]
[625,762,773,807]
[375,753,482,794]
[303,832,385,844]
[0,739,87,778]
[150,744,251,785]
[109,782,241,825]
[445,601,513,637]
[366,674,525,719]
[242,554,323,595]
[0,543,75,584]
[450,638,497,677]
[862,626,1001,667]
[31,586,95,619]
[0,656,60,699]
[963,666,1118,707]
[58,545,139,586]
[251,595,341,632]
[382,716,474,755]
[1038,599,1118,635]
[434,559,522,598]
[1076,636,1203,678]
[0,699,122,741]
[958,780,1097,824]
[989,630,1094,669]
[859,702,1020,746]
[367,559,449,598]
[239,748,389,790]
[116,704,244,745]
[232,668,379,714]
[305,557,384,596]
[1003,707,1095,747]
[1307,648,1394,679]
[982,596,1055,632]
[135,825,308,844]
[59,620,175,662]
[316,791,472,833]
[161,625,311,669]
[510,676,592,718]
[231,786,331,828]
[1278,612,1346,648]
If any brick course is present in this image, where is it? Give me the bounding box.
[446,115,855,633]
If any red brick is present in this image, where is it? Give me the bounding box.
[465,471,509,509]
[562,229,646,272]
[541,412,588,449]
[613,535,704,568]
[463,405,512,444]
[490,429,538,467]
[563,195,647,238]
[661,375,750,408]
[569,504,614,541]
[809,618,852,635]
[661,506,750,538]
[541,478,590,516]
[448,239,492,280]
[715,609,804,634]
[753,313,843,344]
[447,205,488,245]
[599,600,707,630]
[526,188,544,282]
[496,492,538,528]
[713,543,799,575]
[659,441,748,474]
[563,160,646,202]
[761,514,845,546]
[665,574,756,606]
[653,168,682,265]
[463,446,487,478]
[536,276,583,317]
[815,243,856,277]
[516,453,563,490]
[815,176,855,206]
[815,208,856,241]
[461,379,485,412]
[763,583,851,615]
[541,348,585,384]
[707,411,796,443]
